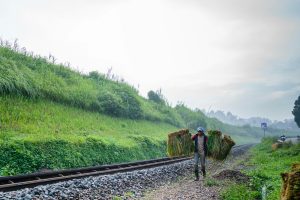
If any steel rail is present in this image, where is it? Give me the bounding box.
[0,156,190,192]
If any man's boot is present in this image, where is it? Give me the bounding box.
[194,169,199,181]
[201,167,206,177]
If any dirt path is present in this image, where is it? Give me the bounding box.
[142,144,253,200]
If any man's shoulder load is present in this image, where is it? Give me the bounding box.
[167,129,235,160]
[207,130,235,160]
[167,129,193,157]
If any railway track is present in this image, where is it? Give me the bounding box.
[229,143,255,157]
[0,156,190,192]
[0,144,252,192]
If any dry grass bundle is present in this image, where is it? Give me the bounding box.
[272,142,282,150]
[281,163,300,200]
[207,130,235,160]
[167,129,193,157]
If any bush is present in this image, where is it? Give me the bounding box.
[117,89,142,119]
[147,90,165,104]
[97,92,124,117]
[97,89,142,119]
[88,71,106,81]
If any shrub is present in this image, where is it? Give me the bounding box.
[147,90,165,105]
[117,89,142,119]
[97,92,124,117]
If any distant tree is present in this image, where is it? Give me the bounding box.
[147,90,165,105]
[292,95,300,128]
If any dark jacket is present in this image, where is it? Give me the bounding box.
[192,134,208,156]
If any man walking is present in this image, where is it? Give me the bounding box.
[191,127,208,181]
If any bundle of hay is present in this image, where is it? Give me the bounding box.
[207,130,235,160]
[167,129,193,157]
[272,142,283,151]
[281,163,300,200]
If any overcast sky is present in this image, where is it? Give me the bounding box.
[1,0,300,121]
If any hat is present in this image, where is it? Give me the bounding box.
[197,127,205,132]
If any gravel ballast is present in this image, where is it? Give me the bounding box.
[0,160,193,200]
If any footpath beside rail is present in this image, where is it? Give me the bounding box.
[142,144,254,200]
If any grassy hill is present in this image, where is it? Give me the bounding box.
[0,43,297,175]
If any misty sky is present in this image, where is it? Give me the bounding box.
[1,0,300,121]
